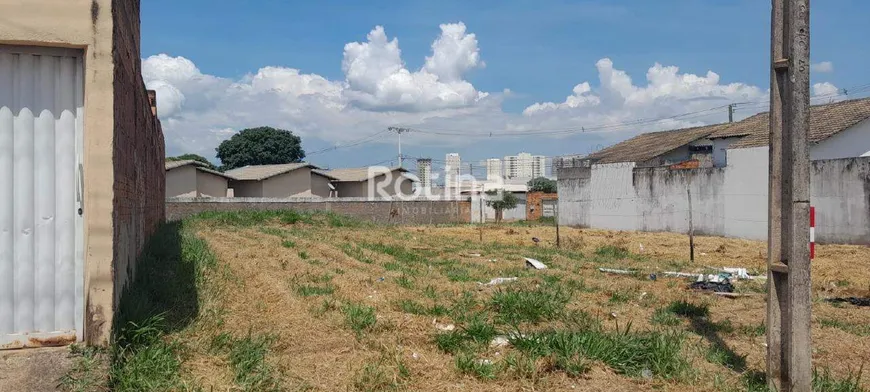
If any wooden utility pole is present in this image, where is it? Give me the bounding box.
[728,103,734,123]
[687,187,695,263]
[768,0,812,390]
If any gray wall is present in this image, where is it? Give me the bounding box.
[262,167,312,197]
[166,165,197,198]
[166,197,472,224]
[557,148,870,244]
[311,173,333,197]
[231,180,263,197]
[196,170,228,198]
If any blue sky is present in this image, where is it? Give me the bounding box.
[140,0,869,175]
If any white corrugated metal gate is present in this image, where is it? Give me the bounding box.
[0,46,84,349]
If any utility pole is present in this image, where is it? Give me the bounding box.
[468,163,473,177]
[728,103,734,123]
[389,127,411,168]
[768,0,812,391]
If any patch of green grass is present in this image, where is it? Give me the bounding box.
[819,318,870,336]
[361,242,425,265]
[706,344,746,370]
[353,357,409,392]
[445,267,473,282]
[666,300,709,318]
[456,353,498,380]
[435,330,468,354]
[211,332,282,391]
[343,303,377,337]
[435,313,498,354]
[60,345,108,392]
[651,308,682,326]
[260,227,289,237]
[423,285,438,299]
[340,243,374,264]
[737,323,766,337]
[395,275,415,290]
[449,292,479,323]
[813,367,866,392]
[608,288,634,304]
[110,315,184,391]
[396,299,447,316]
[511,325,689,380]
[109,221,220,391]
[298,251,309,260]
[325,211,367,228]
[594,245,632,260]
[281,240,296,248]
[490,283,572,324]
[296,284,336,297]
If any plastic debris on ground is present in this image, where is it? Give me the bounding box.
[689,273,735,293]
[490,336,510,348]
[524,257,547,270]
[479,277,518,286]
[825,297,870,307]
[598,267,634,275]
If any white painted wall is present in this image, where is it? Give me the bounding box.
[811,118,870,160]
[558,147,870,244]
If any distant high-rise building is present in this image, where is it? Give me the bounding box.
[503,152,547,179]
[417,158,432,189]
[532,155,547,178]
[445,153,461,188]
[485,158,502,181]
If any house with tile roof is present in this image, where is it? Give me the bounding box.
[225,163,338,198]
[319,166,415,198]
[555,97,870,244]
[575,97,870,169]
[166,160,233,198]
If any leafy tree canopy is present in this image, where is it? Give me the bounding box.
[527,177,557,193]
[167,153,216,170]
[216,126,305,170]
[485,189,519,211]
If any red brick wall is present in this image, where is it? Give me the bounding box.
[111,0,166,304]
[526,192,558,220]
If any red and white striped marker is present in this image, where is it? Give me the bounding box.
[809,206,815,260]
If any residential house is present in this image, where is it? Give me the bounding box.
[225,163,337,198]
[323,167,414,197]
[1,0,165,347]
[556,97,870,244]
[165,160,232,198]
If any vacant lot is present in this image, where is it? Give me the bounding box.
[64,211,870,391]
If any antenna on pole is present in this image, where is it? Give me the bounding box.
[389,127,411,168]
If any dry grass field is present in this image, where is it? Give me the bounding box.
[63,211,870,391]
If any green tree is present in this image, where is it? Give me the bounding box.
[216,126,305,170]
[485,189,519,223]
[527,177,557,193]
[166,153,216,170]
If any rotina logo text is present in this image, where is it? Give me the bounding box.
[365,166,510,201]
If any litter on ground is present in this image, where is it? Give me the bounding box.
[479,277,518,286]
[524,257,548,270]
[825,297,870,307]
[598,267,634,275]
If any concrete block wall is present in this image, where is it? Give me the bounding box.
[557,149,870,245]
[111,0,165,310]
[166,198,472,225]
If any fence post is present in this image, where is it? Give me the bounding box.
[687,187,695,262]
[555,203,560,248]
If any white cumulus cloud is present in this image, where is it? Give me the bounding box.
[811,61,833,73]
[813,82,839,97]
